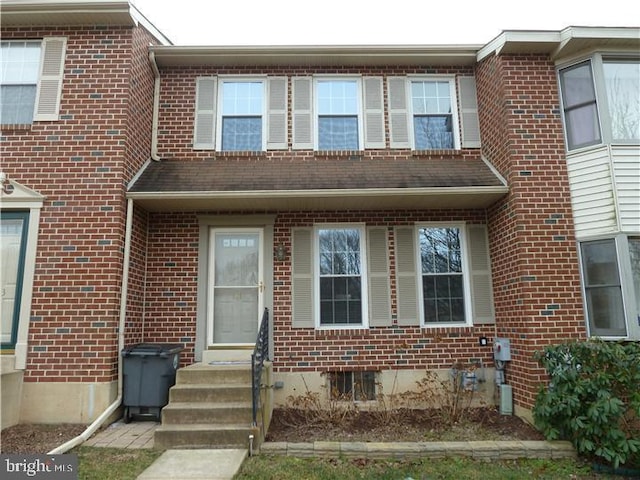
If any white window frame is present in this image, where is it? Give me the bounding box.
[313,223,369,329]
[408,75,461,150]
[578,234,640,340]
[215,76,267,151]
[313,76,364,151]
[415,222,473,328]
[558,54,640,152]
[1,40,41,125]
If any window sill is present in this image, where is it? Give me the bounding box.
[411,149,464,157]
[315,327,371,338]
[1,124,33,133]
[314,150,363,160]
[215,150,267,158]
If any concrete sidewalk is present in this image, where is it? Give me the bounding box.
[136,449,247,480]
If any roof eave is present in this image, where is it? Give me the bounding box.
[150,44,483,67]
[477,26,640,62]
[127,186,509,212]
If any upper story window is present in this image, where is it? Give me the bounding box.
[316,79,360,150]
[559,56,639,151]
[1,41,41,124]
[388,75,477,150]
[411,80,455,149]
[0,38,66,125]
[193,76,287,151]
[218,80,264,151]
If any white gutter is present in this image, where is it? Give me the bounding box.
[149,51,161,161]
[48,198,135,454]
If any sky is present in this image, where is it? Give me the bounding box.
[130,0,640,46]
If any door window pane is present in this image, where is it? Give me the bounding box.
[581,239,627,336]
[603,60,640,142]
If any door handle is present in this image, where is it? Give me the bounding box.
[258,281,265,293]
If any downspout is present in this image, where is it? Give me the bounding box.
[49,198,135,454]
[149,51,161,161]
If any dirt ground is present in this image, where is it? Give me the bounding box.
[1,424,87,454]
[0,406,544,454]
[266,406,545,443]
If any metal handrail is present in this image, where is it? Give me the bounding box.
[251,308,269,426]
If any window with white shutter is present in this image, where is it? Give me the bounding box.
[396,223,494,327]
[1,37,66,124]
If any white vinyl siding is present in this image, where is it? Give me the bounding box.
[33,37,66,121]
[612,146,640,232]
[566,145,618,238]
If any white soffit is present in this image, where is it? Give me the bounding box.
[477,26,640,62]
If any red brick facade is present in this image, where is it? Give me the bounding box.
[1,24,159,383]
[7,11,618,424]
[477,54,586,409]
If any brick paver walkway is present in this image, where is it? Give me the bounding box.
[84,421,158,449]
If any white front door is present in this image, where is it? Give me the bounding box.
[207,228,263,345]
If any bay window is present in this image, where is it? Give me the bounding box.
[559,56,639,150]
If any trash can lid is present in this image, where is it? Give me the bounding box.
[121,343,184,356]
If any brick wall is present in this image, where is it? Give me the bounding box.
[476,53,586,409]
[1,24,157,382]
[142,210,498,372]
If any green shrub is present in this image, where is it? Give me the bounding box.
[533,339,640,468]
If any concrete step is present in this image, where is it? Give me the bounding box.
[154,423,260,450]
[176,364,252,385]
[161,402,254,425]
[169,384,252,403]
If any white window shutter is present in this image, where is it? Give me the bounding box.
[292,77,313,149]
[267,76,288,150]
[292,228,314,328]
[395,227,420,326]
[387,77,410,149]
[367,227,391,326]
[363,77,385,149]
[193,77,217,150]
[467,224,495,324]
[458,76,481,148]
[34,37,67,121]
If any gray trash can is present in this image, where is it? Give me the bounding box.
[121,343,183,423]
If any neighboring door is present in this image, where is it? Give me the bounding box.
[208,228,263,345]
[1,212,28,349]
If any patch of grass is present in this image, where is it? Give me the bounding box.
[235,456,622,479]
[73,446,162,480]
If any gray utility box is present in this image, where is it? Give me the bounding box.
[121,343,183,423]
